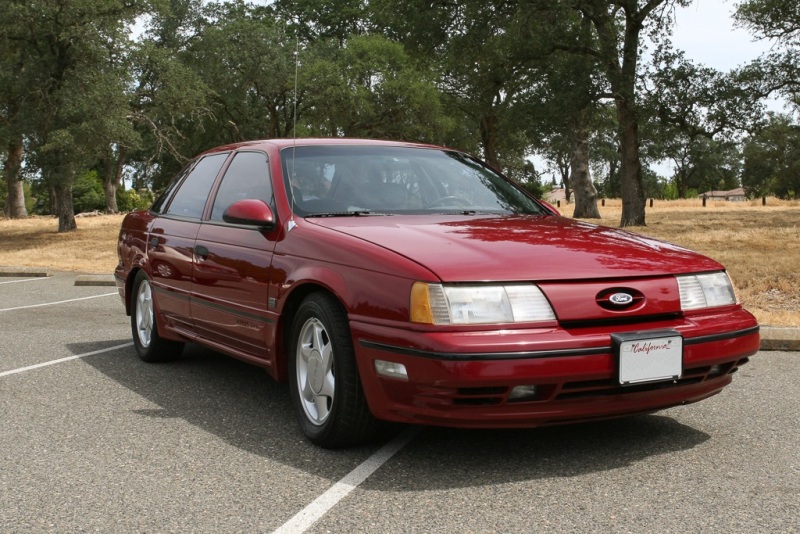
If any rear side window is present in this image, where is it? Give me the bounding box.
[151,164,194,214]
[210,151,273,221]
[165,153,228,219]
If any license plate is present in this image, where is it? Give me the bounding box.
[612,330,683,386]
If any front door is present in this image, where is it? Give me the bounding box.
[191,151,279,360]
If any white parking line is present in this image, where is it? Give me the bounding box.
[0,292,118,312]
[0,342,133,378]
[0,277,51,285]
[272,426,422,534]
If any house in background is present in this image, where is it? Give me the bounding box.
[700,187,747,201]
[544,187,568,205]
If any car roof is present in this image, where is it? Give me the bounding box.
[199,138,443,157]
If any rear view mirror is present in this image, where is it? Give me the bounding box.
[223,199,276,229]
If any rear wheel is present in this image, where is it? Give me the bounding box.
[289,292,380,448]
[130,271,183,362]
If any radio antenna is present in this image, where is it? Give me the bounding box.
[288,34,300,231]
[292,34,299,140]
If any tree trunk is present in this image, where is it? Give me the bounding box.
[570,124,600,218]
[580,0,657,227]
[616,100,646,226]
[677,173,688,199]
[480,113,500,170]
[556,154,572,203]
[48,184,57,215]
[53,182,77,232]
[4,140,28,219]
[104,180,119,213]
[102,146,126,213]
[607,157,618,197]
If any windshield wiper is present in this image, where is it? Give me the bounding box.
[306,210,390,217]
[432,209,494,215]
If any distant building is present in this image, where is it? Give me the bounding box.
[544,188,568,204]
[700,188,747,202]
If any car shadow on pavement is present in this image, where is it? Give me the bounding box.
[365,416,711,490]
[79,342,383,482]
[78,341,711,489]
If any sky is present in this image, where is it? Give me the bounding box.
[671,0,773,72]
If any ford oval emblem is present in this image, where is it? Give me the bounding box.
[609,292,634,306]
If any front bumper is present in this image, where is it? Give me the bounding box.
[351,310,760,428]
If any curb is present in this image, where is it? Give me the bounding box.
[0,266,51,277]
[0,267,114,286]
[759,326,800,352]
[74,274,116,287]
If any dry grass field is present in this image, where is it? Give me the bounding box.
[1,198,798,326]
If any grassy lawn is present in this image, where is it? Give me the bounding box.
[1,198,798,327]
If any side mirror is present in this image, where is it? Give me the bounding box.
[223,199,276,229]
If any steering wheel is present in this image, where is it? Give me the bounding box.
[425,195,472,208]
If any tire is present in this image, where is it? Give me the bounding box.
[130,271,184,363]
[288,292,380,448]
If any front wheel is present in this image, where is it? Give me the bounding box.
[288,292,380,448]
[130,271,184,362]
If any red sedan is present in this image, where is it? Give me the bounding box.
[115,139,760,447]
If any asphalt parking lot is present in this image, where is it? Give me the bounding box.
[1,272,798,533]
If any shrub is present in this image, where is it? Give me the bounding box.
[73,170,105,213]
[116,187,154,212]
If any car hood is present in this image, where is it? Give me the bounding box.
[308,214,723,282]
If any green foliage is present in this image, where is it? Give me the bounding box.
[2,0,147,229]
[735,0,799,114]
[641,168,666,200]
[276,0,369,42]
[510,160,545,199]
[646,46,767,142]
[3,0,797,228]
[742,114,800,199]
[520,180,545,200]
[662,181,679,200]
[371,0,554,168]
[188,2,295,142]
[736,0,800,44]
[116,187,154,212]
[301,34,454,143]
[23,181,35,213]
[72,170,105,214]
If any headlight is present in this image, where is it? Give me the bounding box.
[410,282,556,325]
[676,272,738,310]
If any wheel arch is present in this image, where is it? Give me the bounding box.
[123,266,144,316]
[274,281,349,382]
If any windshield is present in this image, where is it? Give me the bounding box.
[280,145,547,216]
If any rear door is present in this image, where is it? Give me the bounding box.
[147,153,229,335]
[191,150,280,360]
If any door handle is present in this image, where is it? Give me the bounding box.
[195,245,209,259]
